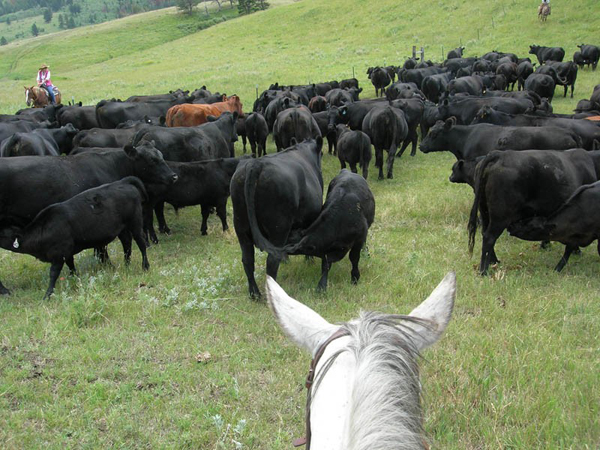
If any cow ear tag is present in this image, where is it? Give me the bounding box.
[13,238,19,249]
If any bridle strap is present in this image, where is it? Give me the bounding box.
[294,328,350,448]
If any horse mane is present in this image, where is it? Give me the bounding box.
[311,313,430,450]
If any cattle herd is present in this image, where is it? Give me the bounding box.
[1,42,600,300]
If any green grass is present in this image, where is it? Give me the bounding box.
[1,0,600,448]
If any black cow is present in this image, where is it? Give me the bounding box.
[273,106,321,152]
[444,58,477,75]
[367,67,392,97]
[281,170,375,290]
[73,122,153,149]
[447,46,465,60]
[96,98,188,129]
[0,177,149,298]
[230,138,324,298]
[312,111,338,155]
[509,181,600,271]
[545,61,578,98]
[308,96,328,113]
[421,73,452,103]
[57,105,99,130]
[264,96,298,132]
[0,144,177,295]
[340,78,359,90]
[529,45,565,65]
[245,113,269,158]
[325,88,362,106]
[420,118,581,160]
[577,44,600,70]
[401,66,447,87]
[447,75,485,96]
[362,105,408,180]
[473,59,494,73]
[145,157,246,242]
[327,99,387,132]
[390,97,424,157]
[436,96,534,125]
[449,157,483,189]
[0,124,79,157]
[471,107,600,150]
[15,104,61,123]
[468,149,600,274]
[525,73,556,102]
[516,60,535,91]
[421,100,442,137]
[131,112,238,161]
[573,51,585,69]
[314,83,333,96]
[385,82,423,101]
[0,120,53,143]
[236,115,247,153]
[336,125,372,179]
[495,62,518,90]
[193,93,226,104]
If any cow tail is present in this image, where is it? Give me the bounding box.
[0,134,19,157]
[95,100,107,128]
[359,133,366,169]
[468,154,498,255]
[244,162,285,260]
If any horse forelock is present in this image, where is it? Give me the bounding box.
[311,313,430,450]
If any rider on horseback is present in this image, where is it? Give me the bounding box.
[37,64,56,105]
[539,0,551,16]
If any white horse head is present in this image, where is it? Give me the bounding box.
[266,272,456,450]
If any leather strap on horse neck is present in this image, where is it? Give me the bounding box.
[293,327,350,448]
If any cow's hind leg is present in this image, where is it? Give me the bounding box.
[555,244,577,272]
[155,202,171,235]
[317,257,331,291]
[216,202,228,232]
[44,260,64,299]
[349,240,364,284]
[65,256,77,275]
[131,227,150,271]
[119,231,133,265]
[479,225,504,275]
[95,246,111,265]
[386,145,398,179]
[241,240,260,298]
[375,147,384,180]
[200,204,211,236]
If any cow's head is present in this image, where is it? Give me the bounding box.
[124,141,178,185]
[419,117,455,154]
[472,106,494,124]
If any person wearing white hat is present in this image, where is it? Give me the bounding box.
[37,63,56,104]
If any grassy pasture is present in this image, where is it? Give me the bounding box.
[1,0,600,448]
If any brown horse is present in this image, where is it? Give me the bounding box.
[538,3,550,22]
[24,86,62,108]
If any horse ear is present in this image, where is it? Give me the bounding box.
[404,272,456,351]
[266,276,338,356]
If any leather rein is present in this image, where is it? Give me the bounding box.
[293,328,350,448]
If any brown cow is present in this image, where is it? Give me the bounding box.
[165,95,243,127]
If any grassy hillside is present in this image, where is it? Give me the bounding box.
[1,0,599,113]
[1,0,599,448]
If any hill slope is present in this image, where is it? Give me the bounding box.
[1,0,599,112]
